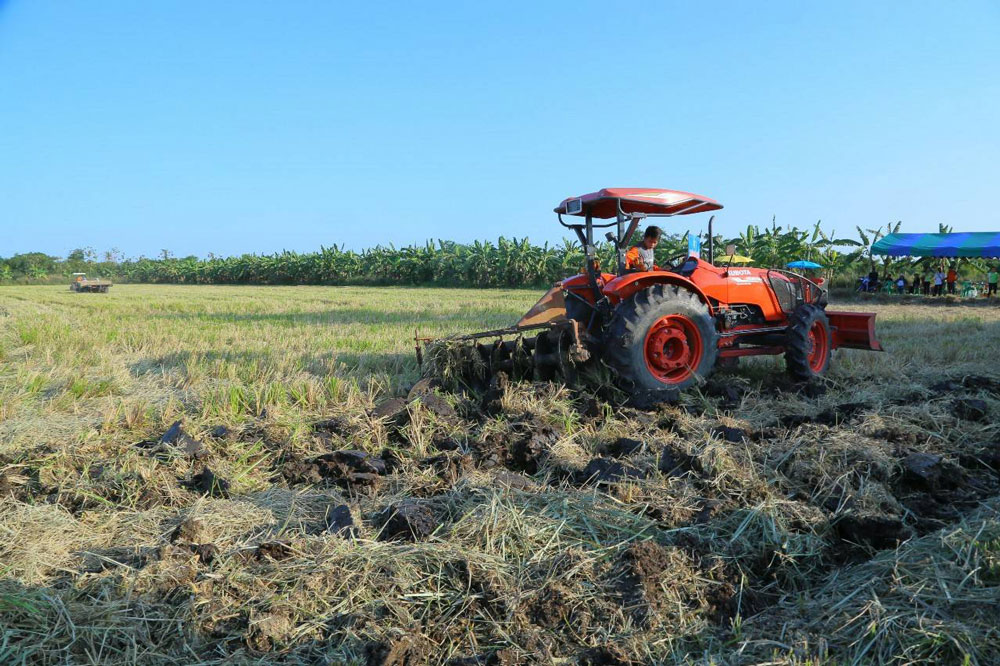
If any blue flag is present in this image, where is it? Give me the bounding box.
[688,233,701,257]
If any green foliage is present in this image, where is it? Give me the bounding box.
[5,252,58,280]
[85,226,875,287]
[1,221,991,288]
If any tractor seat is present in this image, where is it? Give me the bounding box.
[673,257,699,278]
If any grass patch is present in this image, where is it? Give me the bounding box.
[0,284,998,664]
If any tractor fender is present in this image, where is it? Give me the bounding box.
[602,272,714,314]
[561,272,618,304]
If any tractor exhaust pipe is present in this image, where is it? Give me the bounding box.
[707,215,715,265]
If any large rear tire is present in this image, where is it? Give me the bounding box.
[785,304,831,380]
[604,284,718,392]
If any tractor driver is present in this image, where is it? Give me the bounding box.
[625,226,662,272]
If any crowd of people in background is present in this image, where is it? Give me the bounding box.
[857,263,999,297]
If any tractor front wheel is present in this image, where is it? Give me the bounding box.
[785,304,831,380]
[604,284,718,392]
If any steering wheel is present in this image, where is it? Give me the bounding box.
[659,253,689,272]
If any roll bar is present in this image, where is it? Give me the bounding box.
[557,197,713,289]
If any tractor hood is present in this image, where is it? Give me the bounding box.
[555,188,722,219]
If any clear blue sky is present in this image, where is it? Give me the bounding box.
[2,1,998,259]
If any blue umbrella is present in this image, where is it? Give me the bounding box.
[787,260,823,269]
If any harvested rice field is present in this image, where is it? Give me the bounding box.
[1,284,999,665]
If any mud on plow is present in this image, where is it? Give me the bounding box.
[416,288,595,392]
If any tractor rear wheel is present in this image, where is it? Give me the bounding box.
[604,284,718,392]
[785,304,831,380]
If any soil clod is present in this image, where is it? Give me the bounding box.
[784,402,866,428]
[160,420,184,444]
[432,438,463,452]
[799,382,828,399]
[423,453,472,483]
[952,398,988,422]
[693,498,723,524]
[577,457,648,486]
[255,541,293,561]
[313,417,348,436]
[617,540,670,626]
[657,445,697,477]
[508,424,559,475]
[962,375,1000,393]
[372,397,411,428]
[962,443,1000,471]
[901,453,944,489]
[380,448,406,475]
[283,450,385,489]
[187,467,231,497]
[480,371,509,415]
[407,377,442,401]
[706,381,745,405]
[448,649,519,666]
[365,634,427,666]
[492,470,538,491]
[376,501,438,541]
[576,393,604,418]
[325,504,357,537]
[712,425,749,443]
[578,645,632,666]
[171,517,209,544]
[161,420,208,459]
[625,388,678,410]
[835,513,912,550]
[601,437,645,458]
[528,583,575,629]
[414,393,457,420]
[930,378,963,392]
[186,543,218,564]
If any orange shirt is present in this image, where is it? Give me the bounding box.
[947,269,957,283]
[625,246,657,271]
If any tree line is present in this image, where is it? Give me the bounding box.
[1,221,988,289]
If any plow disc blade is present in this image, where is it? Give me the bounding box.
[417,287,591,392]
[827,311,884,351]
[418,319,591,392]
[516,286,567,328]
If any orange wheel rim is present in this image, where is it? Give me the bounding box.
[807,320,828,372]
[643,314,703,384]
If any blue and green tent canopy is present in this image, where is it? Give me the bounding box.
[871,232,1000,258]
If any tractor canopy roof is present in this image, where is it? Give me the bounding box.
[555,188,722,219]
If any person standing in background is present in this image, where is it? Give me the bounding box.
[933,269,945,296]
[946,264,958,295]
[911,272,920,295]
[988,266,999,297]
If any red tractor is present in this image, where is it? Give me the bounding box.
[421,188,882,396]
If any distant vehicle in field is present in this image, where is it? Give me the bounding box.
[70,273,112,293]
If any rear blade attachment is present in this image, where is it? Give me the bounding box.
[827,311,884,351]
